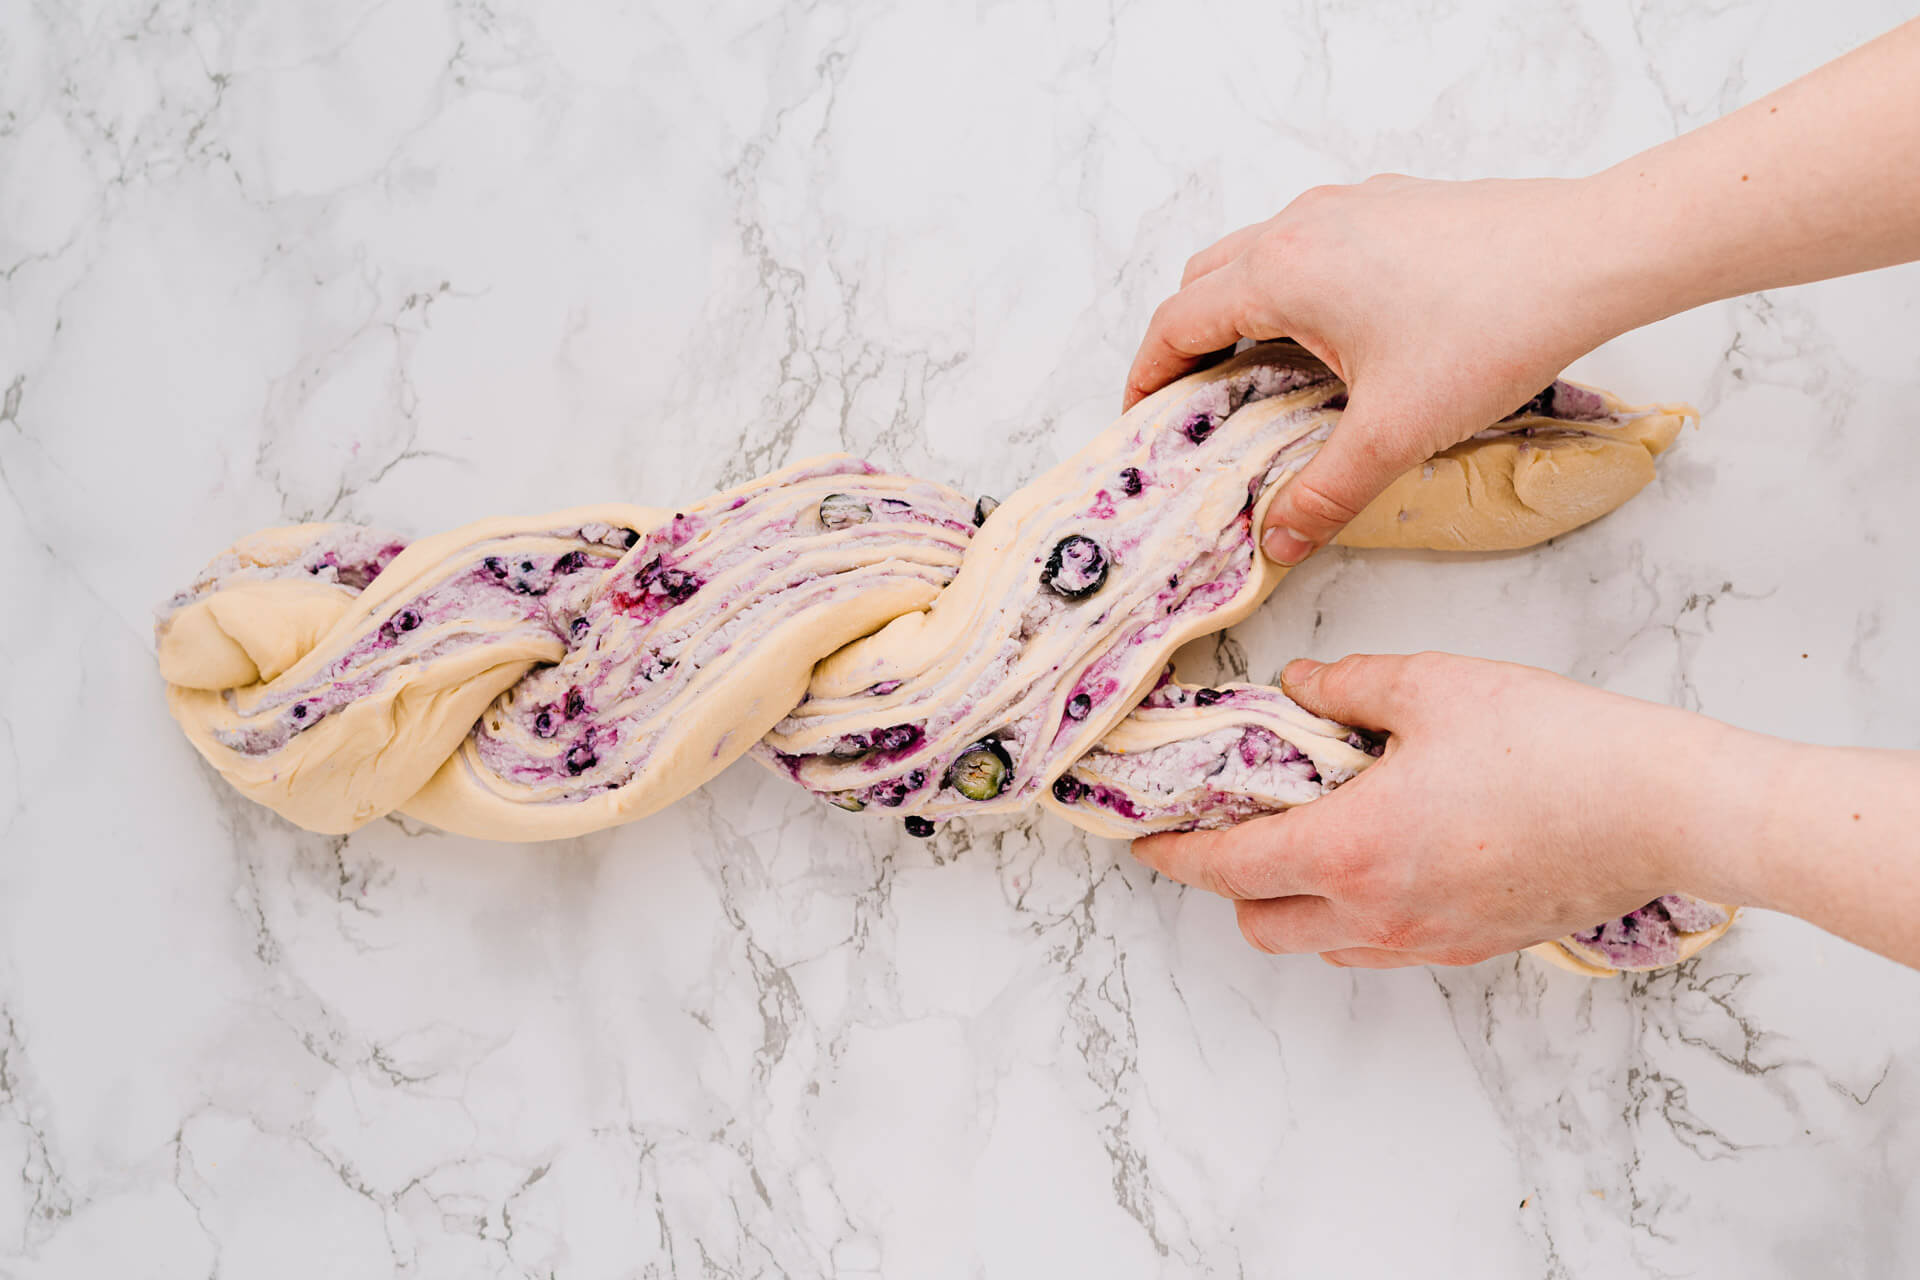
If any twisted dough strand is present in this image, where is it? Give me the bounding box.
[156,344,1731,973]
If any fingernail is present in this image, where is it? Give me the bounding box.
[1262,526,1314,566]
[1281,658,1320,685]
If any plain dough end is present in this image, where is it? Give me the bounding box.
[157,581,357,690]
[1336,405,1693,553]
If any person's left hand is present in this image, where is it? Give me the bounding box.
[1131,652,1744,967]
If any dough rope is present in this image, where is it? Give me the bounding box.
[156,343,1732,974]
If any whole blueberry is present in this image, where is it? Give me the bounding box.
[533,709,556,738]
[393,608,422,633]
[1052,774,1086,804]
[973,495,1001,527]
[903,816,936,838]
[1183,411,1217,443]
[1065,692,1092,720]
[1119,467,1143,496]
[1194,688,1225,706]
[819,493,873,530]
[945,739,1012,802]
[1041,535,1109,599]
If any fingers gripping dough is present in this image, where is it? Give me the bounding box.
[155,343,1725,974]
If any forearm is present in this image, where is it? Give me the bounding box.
[1582,17,1920,337]
[1672,722,1920,967]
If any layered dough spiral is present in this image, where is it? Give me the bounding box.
[156,344,1733,974]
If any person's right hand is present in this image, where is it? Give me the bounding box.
[1124,175,1639,566]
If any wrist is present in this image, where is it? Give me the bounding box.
[1644,714,1797,909]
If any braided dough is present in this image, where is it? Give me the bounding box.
[156,344,1732,974]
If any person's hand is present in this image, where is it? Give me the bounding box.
[1124,176,1637,566]
[1131,652,1751,968]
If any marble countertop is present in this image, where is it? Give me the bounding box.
[5,0,1919,1275]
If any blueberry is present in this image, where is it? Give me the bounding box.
[1065,692,1092,720]
[483,556,508,579]
[1119,467,1143,496]
[1183,411,1217,443]
[945,739,1012,802]
[870,724,921,754]
[872,770,928,807]
[569,616,589,640]
[393,608,422,633]
[290,702,308,720]
[1052,774,1086,804]
[1516,386,1557,419]
[635,558,700,605]
[564,688,587,718]
[618,529,640,549]
[533,709,556,738]
[1344,729,1386,757]
[973,495,1001,527]
[904,816,936,838]
[519,559,535,573]
[564,744,597,775]
[1041,535,1109,599]
[1194,688,1225,706]
[819,493,872,530]
[554,551,587,574]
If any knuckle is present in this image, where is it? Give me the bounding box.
[1235,902,1282,954]
[1286,474,1366,528]
[1395,651,1450,697]
[1316,840,1375,900]
[1248,227,1297,275]
[1321,652,1382,702]
[1365,914,1422,951]
[1427,942,1495,968]
[1202,851,1260,902]
[1291,183,1342,211]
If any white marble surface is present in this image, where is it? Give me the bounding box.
[4,0,1920,1274]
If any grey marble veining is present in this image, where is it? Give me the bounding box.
[3,0,1918,1275]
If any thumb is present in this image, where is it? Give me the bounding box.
[1279,654,1414,732]
[1261,389,1430,565]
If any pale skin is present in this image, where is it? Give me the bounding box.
[1125,18,1920,971]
